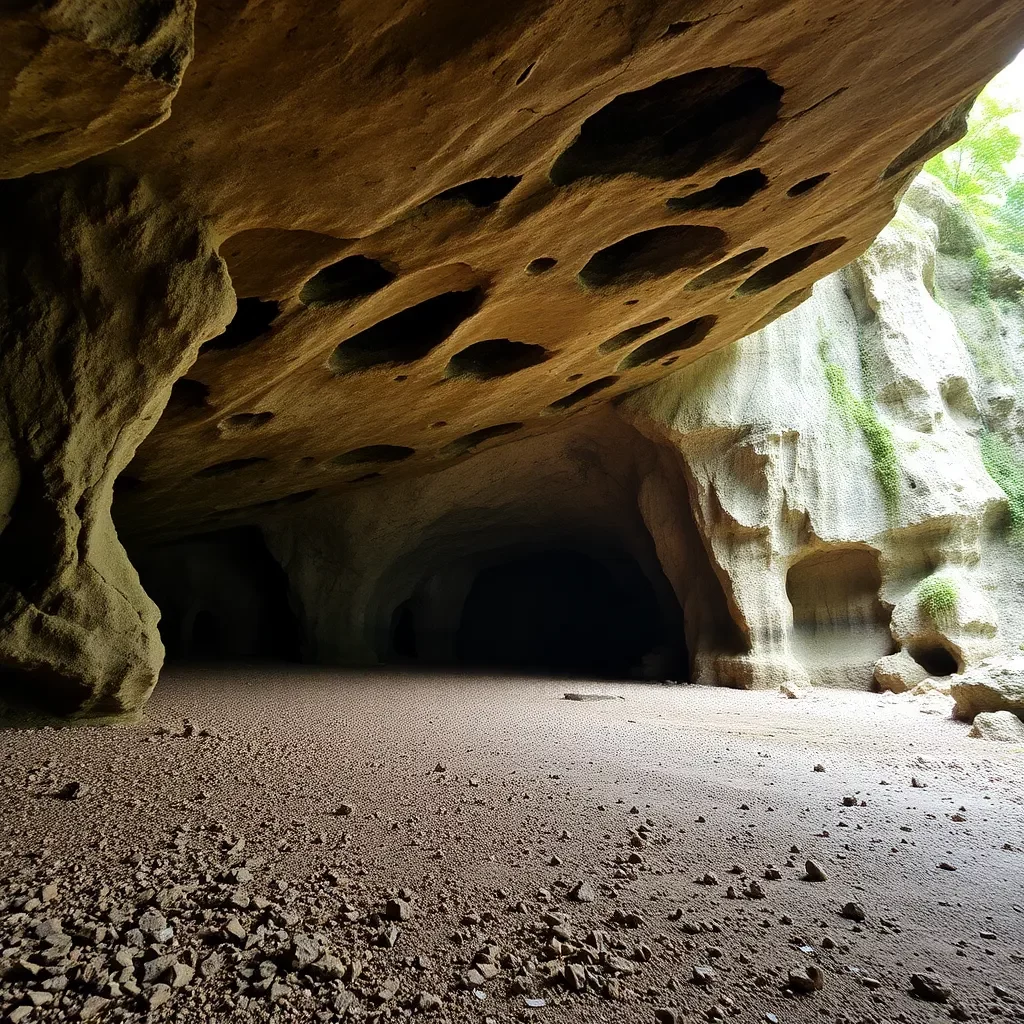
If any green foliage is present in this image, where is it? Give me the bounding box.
[820,354,900,521]
[980,431,1024,537]
[926,93,1024,252]
[917,576,959,626]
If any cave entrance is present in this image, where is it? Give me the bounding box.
[452,547,676,678]
[189,609,224,659]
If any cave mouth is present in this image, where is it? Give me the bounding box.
[906,641,960,677]
[447,548,676,678]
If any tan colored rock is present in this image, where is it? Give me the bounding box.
[951,656,1024,722]
[99,2,1024,538]
[0,166,233,716]
[967,710,1024,743]
[874,650,930,694]
[0,1,196,178]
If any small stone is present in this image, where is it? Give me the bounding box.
[840,902,866,921]
[938,862,957,871]
[911,973,951,1002]
[804,860,828,882]
[8,1008,33,1024]
[788,966,824,994]
[335,803,354,816]
[569,880,597,903]
[54,781,83,800]
[692,965,716,986]
[386,897,413,921]
[148,984,172,1010]
[813,764,826,772]
[655,1010,679,1024]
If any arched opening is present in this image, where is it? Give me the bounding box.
[453,547,679,678]
[906,641,959,677]
[391,599,418,660]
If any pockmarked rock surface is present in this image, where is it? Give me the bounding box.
[3,0,1024,714]
[968,710,1024,743]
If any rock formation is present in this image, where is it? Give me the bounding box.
[2,0,1024,714]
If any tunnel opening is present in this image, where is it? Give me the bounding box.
[131,527,300,663]
[442,547,680,679]
[906,641,960,677]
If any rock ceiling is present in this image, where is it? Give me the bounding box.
[6,0,1024,541]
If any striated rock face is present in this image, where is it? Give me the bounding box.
[0,166,233,716]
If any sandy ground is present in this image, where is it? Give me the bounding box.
[1,665,1022,1024]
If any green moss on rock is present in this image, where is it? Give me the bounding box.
[917,576,959,626]
[980,431,1024,537]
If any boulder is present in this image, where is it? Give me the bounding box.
[968,711,1024,743]
[950,656,1024,722]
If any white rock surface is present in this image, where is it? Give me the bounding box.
[967,710,1024,743]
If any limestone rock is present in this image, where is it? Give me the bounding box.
[874,650,930,694]
[0,165,234,716]
[951,656,1024,722]
[967,710,1024,743]
[0,1,196,178]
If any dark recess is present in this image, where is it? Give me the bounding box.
[906,642,959,677]
[455,549,672,678]
[667,169,768,212]
[219,411,274,431]
[446,339,548,380]
[684,248,767,291]
[441,423,523,458]
[787,173,830,197]
[204,297,279,350]
[516,63,536,85]
[617,316,716,370]
[526,257,558,275]
[166,378,209,413]
[547,376,619,412]
[550,66,783,185]
[299,255,395,307]
[194,457,269,479]
[735,238,846,294]
[598,318,671,355]
[579,225,727,290]
[425,176,522,208]
[330,287,485,372]
[334,445,416,465]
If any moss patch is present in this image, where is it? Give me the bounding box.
[820,350,900,520]
[917,576,959,626]
[980,430,1024,537]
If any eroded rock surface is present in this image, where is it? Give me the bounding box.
[0,166,233,716]
[951,656,1024,722]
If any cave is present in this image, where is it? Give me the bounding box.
[2,7,1024,1021]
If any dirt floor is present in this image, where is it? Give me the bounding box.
[1,666,1022,1024]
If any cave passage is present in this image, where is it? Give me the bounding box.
[452,548,672,678]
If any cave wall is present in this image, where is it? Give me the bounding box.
[625,174,1024,690]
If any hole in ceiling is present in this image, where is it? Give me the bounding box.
[194,457,269,479]
[547,376,619,412]
[578,225,728,290]
[735,238,846,295]
[299,255,395,307]
[445,339,548,380]
[549,66,783,185]
[441,423,524,458]
[334,445,416,466]
[516,63,536,85]
[526,257,558,275]
[329,287,485,373]
[203,298,280,351]
[597,317,672,355]
[166,378,210,413]
[666,169,768,212]
[617,316,716,370]
[566,373,583,382]
[661,21,694,38]
[684,247,768,291]
[349,472,382,484]
[218,412,275,433]
[425,176,522,208]
[787,173,830,197]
